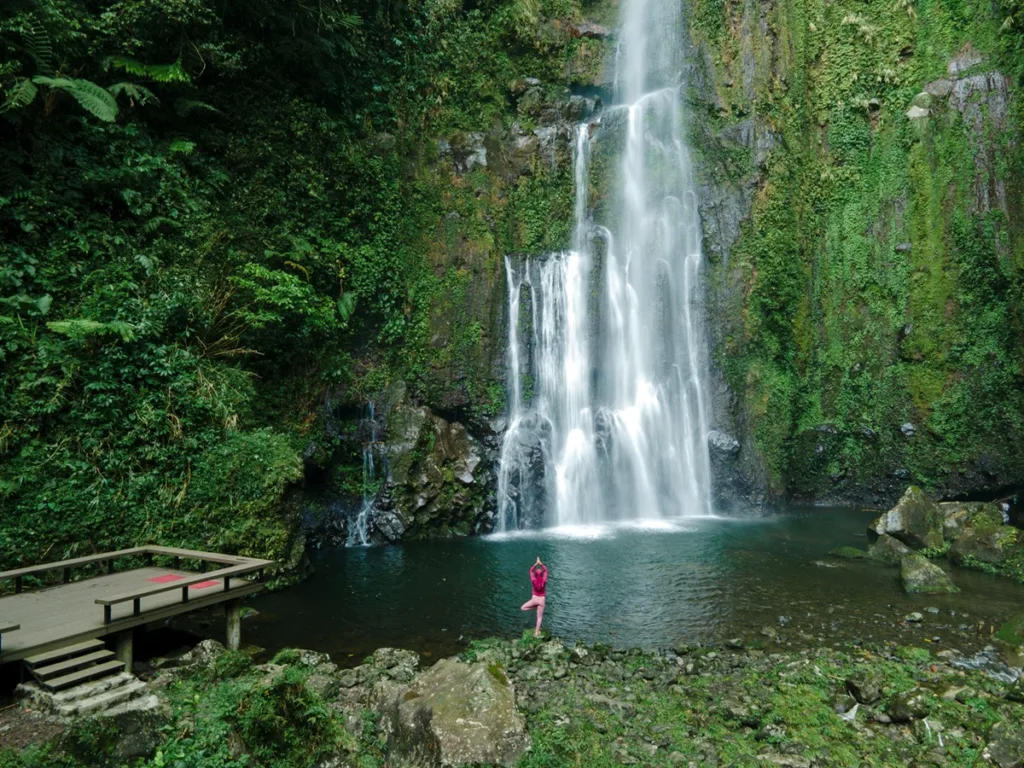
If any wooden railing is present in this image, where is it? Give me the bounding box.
[95,559,272,624]
[0,545,264,595]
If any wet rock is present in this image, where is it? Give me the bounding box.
[939,501,1005,542]
[905,612,924,623]
[708,430,741,456]
[151,639,226,673]
[986,720,1024,768]
[948,43,985,76]
[866,533,913,564]
[570,21,612,39]
[370,648,420,683]
[889,689,930,722]
[847,671,884,704]
[380,658,529,767]
[901,423,917,438]
[829,546,867,559]
[1007,678,1024,704]
[901,554,959,594]
[868,486,944,550]
[950,526,1019,567]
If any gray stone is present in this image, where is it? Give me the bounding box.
[152,639,226,672]
[570,21,612,39]
[889,689,930,722]
[866,533,913,564]
[708,430,741,456]
[380,658,530,767]
[950,526,1018,566]
[901,554,959,595]
[925,79,954,97]
[938,501,1005,541]
[847,670,884,704]
[948,43,985,76]
[986,720,1024,768]
[868,486,944,550]
[371,648,420,683]
[901,423,917,437]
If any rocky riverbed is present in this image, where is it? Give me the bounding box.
[3,628,1023,768]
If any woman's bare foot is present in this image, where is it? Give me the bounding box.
[534,630,542,638]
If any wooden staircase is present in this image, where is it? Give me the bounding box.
[24,639,124,691]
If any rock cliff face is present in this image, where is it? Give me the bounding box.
[684,0,1024,506]
[307,0,1024,544]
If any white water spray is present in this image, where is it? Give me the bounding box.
[347,403,378,546]
[497,0,714,529]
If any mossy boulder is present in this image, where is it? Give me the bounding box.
[867,533,913,565]
[379,657,530,767]
[950,526,1020,567]
[868,487,944,550]
[900,553,960,594]
[995,614,1024,647]
[938,501,1005,541]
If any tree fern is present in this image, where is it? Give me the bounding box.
[24,15,54,76]
[108,82,159,107]
[32,77,118,122]
[1,80,39,114]
[174,98,221,117]
[105,57,191,84]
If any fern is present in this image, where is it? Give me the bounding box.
[108,82,159,107]
[1,80,39,113]
[48,319,136,342]
[105,57,191,84]
[32,77,118,122]
[174,98,221,117]
[24,15,54,76]
[168,140,196,155]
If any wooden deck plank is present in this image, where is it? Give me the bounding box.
[0,567,262,664]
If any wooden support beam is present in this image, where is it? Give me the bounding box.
[226,599,241,651]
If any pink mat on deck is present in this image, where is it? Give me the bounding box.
[190,580,221,590]
[147,574,184,583]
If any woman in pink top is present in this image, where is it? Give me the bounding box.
[521,557,548,637]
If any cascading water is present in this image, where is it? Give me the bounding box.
[497,0,714,530]
[347,403,379,546]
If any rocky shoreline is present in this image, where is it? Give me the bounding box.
[4,627,1023,768]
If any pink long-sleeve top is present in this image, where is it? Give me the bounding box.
[531,565,548,597]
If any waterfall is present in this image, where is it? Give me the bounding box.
[497,0,714,529]
[347,402,378,546]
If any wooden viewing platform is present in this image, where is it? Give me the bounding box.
[0,546,273,670]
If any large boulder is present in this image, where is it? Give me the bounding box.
[379,658,530,767]
[901,554,959,594]
[986,720,1024,768]
[868,486,944,550]
[937,501,1004,541]
[866,533,913,564]
[950,526,1019,566]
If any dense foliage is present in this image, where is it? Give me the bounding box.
[0,0,594,568]
[691,0,1024,496]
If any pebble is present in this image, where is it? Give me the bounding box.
[904,612,923,623]
[925,607,940,614]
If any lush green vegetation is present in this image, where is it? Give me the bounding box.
[0,0,592,569]
[3,634,1023,767]
[694,0,1024,496]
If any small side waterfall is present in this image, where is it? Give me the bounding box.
[347,402,379,546]
[496,0,714,530]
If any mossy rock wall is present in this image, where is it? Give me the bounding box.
[688,0,1024,505]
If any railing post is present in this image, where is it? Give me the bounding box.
[107,559,115,575]
[104,605,112,624]
[182,585,189,603]
[200,560,207,574]
[15,576,22,594]
[133,597,141,616]
[64,568,71,584]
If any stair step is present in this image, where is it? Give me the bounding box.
[34,650,116,681]
[57,680,148,718]
[44,660,125,691]
[25,639,105,668]
[51,672,135,705]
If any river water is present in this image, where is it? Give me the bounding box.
[239,508,1024,664]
